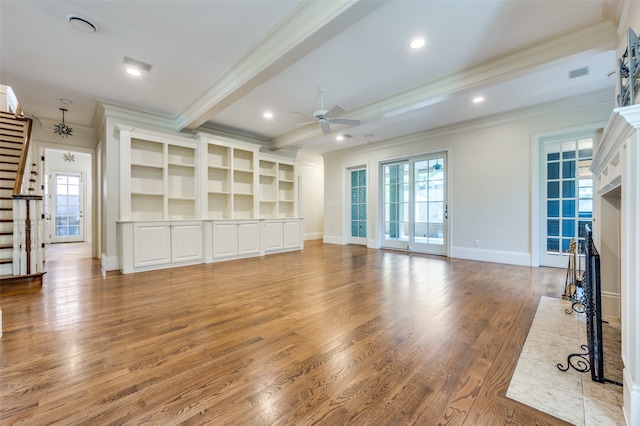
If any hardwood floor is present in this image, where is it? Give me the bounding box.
[0,241,572,425]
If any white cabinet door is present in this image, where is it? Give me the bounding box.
[283,220,301,248]
[171,222,203,263]
[133,222,171,267]
[237,221,260,255]
[213,221,239,258]
[264,221,284,251]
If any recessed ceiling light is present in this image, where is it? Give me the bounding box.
[60,98,72,105]
[410,38,425,49]
[473,96,485,103]
[67,14,97,33]
[263,111,273,119]
[122,57,153,77]
[336,135,344,142]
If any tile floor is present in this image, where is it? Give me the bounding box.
[507,296,625,425]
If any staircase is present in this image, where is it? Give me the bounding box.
[0,110,44,285]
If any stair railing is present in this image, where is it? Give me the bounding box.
[10,116,44,276]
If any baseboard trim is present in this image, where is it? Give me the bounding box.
[323,235,344,245]
[101,254,119,272]
[304,232,323,241]
[601,291,621,319]
[451,246,531,266]
[624,367,639,426]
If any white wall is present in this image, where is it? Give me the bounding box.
[30,118,98,253]
[323,94,614,266]
[297,150,324,240]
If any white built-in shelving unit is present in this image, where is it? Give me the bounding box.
[258,154,297,219]
[116,126,302,274]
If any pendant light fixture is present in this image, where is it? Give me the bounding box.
[54,108,73,138]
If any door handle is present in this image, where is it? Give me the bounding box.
[444,204,448,219]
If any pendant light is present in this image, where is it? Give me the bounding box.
[54,108,73,138]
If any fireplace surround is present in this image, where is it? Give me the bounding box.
[591,103,640,425]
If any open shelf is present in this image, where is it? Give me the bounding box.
[233,170,253,194]
[260,201,277,218]
[208,193,230,219]
[233,148,254,171]
[208,144,230,168]
[131,194,164,220]
[168,145,195,166]
[131,165,163,194]
[259,160,277,176]
[278,201,295,218]
[233,194,254,218]
[131,138,163,167]
[168,164,195,198]
[278,163,294,181]
[208,167,230,193]
[168,199,196,220]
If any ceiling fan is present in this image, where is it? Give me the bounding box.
[294,87,360,134]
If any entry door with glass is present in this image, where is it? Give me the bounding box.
[349,168,367,245]
[51,171,84,243]
[541,136,593,267]
[382,153,447,255]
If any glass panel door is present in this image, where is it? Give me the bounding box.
[411,156,446,254]
[541,136,593,267]
[51,171,83,243]
[382,162,410,249]
[349,168,367,245]
[381,153,447,255]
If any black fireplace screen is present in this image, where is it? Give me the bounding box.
[557,225,622,386]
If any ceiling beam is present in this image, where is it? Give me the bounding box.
[176,0,386,131]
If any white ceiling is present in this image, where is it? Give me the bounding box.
[0,1,622,155]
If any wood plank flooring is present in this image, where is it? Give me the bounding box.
[0,241,572,425]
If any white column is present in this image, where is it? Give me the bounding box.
[622,127,640,426]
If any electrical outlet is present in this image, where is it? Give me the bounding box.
[473,239,480,247]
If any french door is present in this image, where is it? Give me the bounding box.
[349,167,367,245]
[540,136,594,267]
[50,171,84,243]
[381,153,447,255]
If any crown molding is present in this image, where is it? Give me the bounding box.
[98,101,179,131]
[322,88,614,159]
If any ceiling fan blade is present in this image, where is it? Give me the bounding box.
[319,120,332,134]
[291,110,313,118]
[330,118,360,126]
[324,105,346,118]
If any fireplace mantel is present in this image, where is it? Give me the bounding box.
[591,102,640,426]
[592,104,640,177]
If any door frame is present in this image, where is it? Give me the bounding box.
[38,144,97,258]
